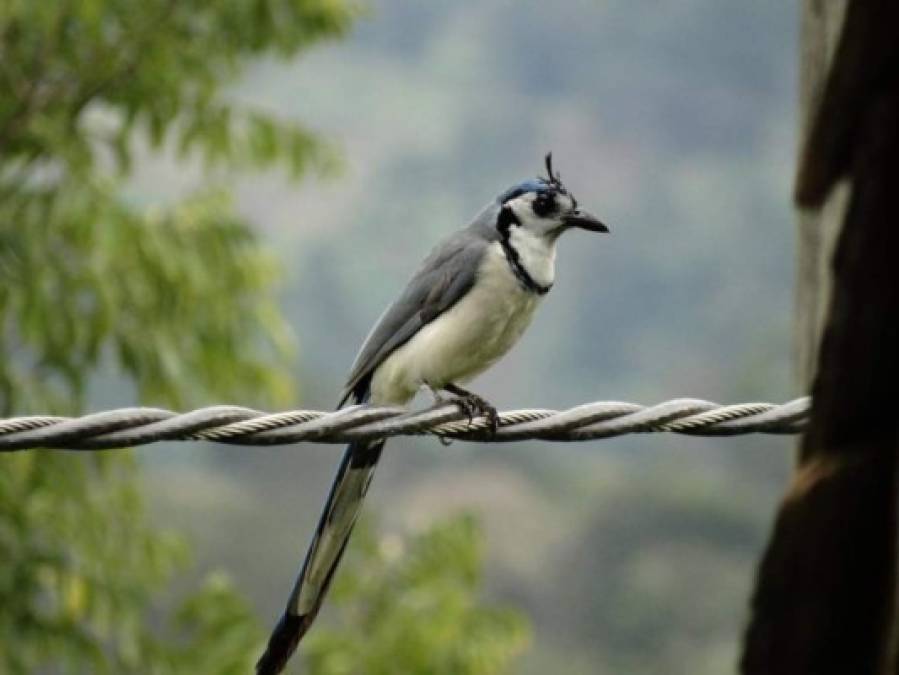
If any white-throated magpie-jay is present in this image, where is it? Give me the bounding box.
[257,154,607,674]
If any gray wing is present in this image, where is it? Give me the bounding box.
[339,229,490,406]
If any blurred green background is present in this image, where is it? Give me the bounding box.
[0,1,797,673]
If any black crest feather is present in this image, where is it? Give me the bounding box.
[542,152,565,191]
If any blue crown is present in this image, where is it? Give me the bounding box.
[496,179,552,204]
[496,154,566,204]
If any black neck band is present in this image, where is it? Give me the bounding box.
[496,206,552,296]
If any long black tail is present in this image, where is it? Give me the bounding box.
[256,439,386,675]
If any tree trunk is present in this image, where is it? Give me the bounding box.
[741,1,899,674]
[793,0,848,390]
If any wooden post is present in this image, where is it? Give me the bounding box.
[741,1,899,673]
[793,0,848,390]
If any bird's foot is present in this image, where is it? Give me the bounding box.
[444,384,499,436]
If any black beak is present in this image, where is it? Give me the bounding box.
[563,209,609,232]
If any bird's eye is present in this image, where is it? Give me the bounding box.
[532,193,555,217]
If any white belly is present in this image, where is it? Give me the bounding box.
[370,242,545,405]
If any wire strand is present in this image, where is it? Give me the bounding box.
[0,397,810,451]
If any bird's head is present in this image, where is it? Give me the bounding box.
[495,153,608,241]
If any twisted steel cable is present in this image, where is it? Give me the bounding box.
[0,397,810,451]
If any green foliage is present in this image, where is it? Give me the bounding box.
[0,452,264,674]
[145,573,265,675]
[304,514,531,675]
[0,0,354,179]
[1,179,296,412]
[0,0,363,413]
[0,0,357,672]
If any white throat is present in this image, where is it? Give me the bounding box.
[506,226,557,290]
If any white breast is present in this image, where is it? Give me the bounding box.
[370,242,550,405]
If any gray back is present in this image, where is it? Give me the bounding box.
[339,203,500,405]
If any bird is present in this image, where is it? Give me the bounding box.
[256,154,608,674]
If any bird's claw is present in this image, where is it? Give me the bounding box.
[453,393,499,436]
